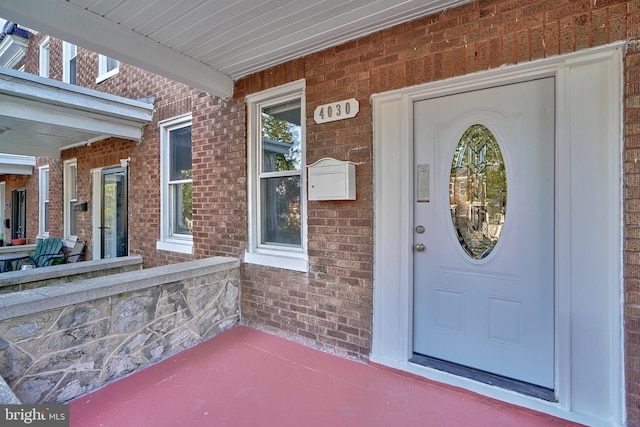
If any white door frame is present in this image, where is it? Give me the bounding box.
[92,166,129,259]
[371,44,623,426]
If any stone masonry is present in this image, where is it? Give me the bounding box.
[0,257,240,404]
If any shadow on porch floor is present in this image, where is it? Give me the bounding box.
[69,326,581,427]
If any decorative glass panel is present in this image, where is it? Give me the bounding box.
[450,124,507,259]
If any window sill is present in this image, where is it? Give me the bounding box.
[156,239,193,255]
[96,68,119,84]
[244,250,308,272]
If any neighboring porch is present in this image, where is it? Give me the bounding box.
[69,325,581,427]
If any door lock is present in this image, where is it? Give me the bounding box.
[414,243,426,252]
[415,225,425,234]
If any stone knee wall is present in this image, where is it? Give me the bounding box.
[0,256,144,294]
[0,257,240,404]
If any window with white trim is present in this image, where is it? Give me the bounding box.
[39,36,49,78]
[96,54,119,83]
[156,114,193,254]
[62,42,77,84]
[245,80,307,271]
[38,166,49,237]
[64,159,78,241]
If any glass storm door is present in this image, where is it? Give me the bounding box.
[11,189,26,239]
[412,78,555,390]
[101,167,127,258]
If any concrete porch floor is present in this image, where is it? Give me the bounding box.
[69,326,581,427]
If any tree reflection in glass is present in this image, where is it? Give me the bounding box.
[260,99,302,246]
[450,124,507,259]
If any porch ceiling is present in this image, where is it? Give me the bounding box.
[0,67,154,160]
[0,0,472,99]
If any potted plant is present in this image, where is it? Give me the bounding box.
[11,229,25,246]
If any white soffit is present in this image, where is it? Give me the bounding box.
[0,0,472,98]
[0,67,154,158]
[0,153,35,175]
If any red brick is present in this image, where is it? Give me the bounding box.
[10,2,640,416]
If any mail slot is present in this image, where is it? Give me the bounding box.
[307,157,356,201]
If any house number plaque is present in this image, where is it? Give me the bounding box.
[314,98,359,124]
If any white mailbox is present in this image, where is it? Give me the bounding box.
[307,158,356,201]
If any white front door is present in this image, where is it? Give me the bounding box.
[412,78,555,389]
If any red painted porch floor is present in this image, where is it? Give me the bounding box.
[69,326,581,427]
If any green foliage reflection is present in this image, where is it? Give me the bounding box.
[450,124,507,259]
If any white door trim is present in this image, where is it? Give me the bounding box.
[371,44,623,427]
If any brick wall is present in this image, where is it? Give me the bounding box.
[235,0,640,421]
[191,93,247,260]
[17,33,245,267]
[7,1,640,423]
[626,5,640,424]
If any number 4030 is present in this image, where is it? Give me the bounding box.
[314,98,359,124]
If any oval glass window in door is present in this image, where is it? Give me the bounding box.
[450,124,507,260]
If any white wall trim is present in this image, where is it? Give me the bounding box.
[38,36,49,78]
[372,43,624,427]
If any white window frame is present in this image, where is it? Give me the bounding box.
[245,79,307,272]
[38,165,49,238]
[38,36,49,78]
[63,159,78,243]
[96,54,119,83]
[156,114,193,254]
[62,42,77,84]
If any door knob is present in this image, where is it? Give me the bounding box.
[415,243,426,252]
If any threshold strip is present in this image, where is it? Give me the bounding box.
[410,353,556,402]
